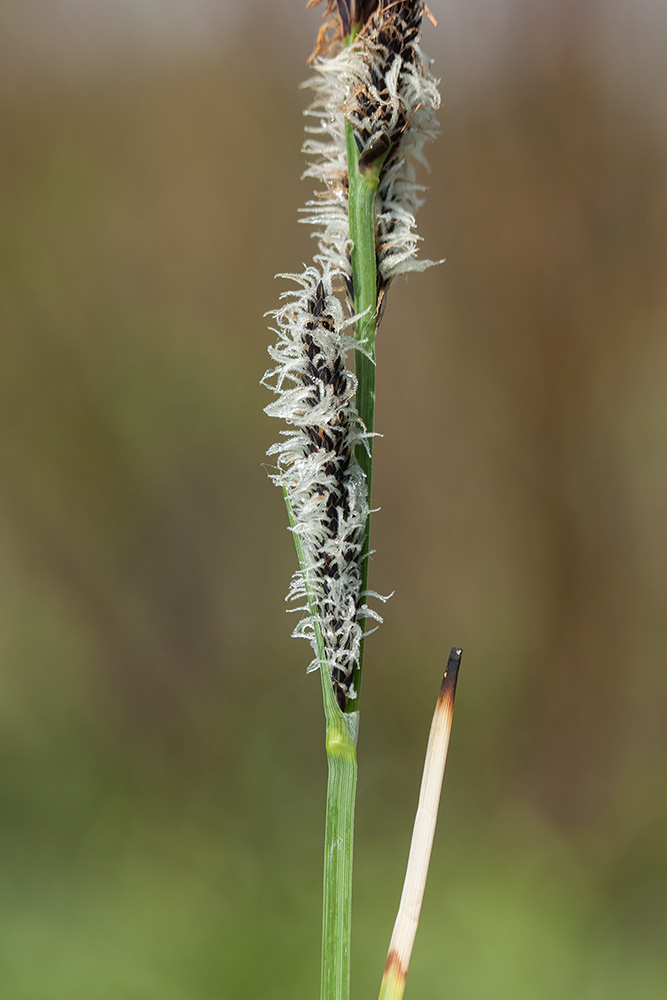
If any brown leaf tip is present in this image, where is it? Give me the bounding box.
[438,646,462,706]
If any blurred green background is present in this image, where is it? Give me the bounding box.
[1,1,667,997]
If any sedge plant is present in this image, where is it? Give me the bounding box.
[263,4,461,999]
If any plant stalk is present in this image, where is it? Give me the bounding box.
[320,679,358,1000]
[283,493,359,1000]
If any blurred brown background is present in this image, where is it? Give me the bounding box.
[1,1,666,997]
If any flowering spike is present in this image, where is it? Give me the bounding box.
[263,264,369,710]
[266,0,441,711]
[305,0,441,290]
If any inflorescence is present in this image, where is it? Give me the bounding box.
[264,1,440,710]
[264,265,369,710]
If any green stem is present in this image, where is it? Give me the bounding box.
[345,120,382,712]
[320,690,358,1000]
[282,490,358,1000]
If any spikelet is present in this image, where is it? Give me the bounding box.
[263,265,369,709]
[304,1,441,293]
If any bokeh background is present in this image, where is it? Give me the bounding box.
[1,1,667,997]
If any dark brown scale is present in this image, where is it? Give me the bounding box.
[322,556,339,579]
[333,682,347,712]
[304,333,323,361]
[332,372,348,395]
[359,131,391,171]
[326,506,339,527]
[376,273,389,325]
[325,507,340,528]
[313,282,326,316]
[306,426,323,448]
